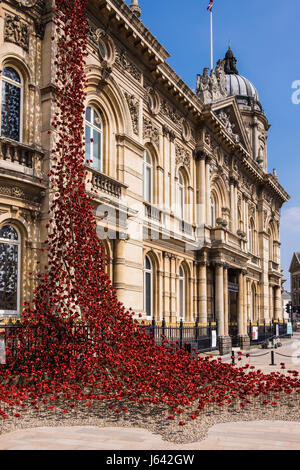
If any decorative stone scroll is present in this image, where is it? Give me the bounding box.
[196,59,228,104]
[143,117,159,148]
[175,144,190,171]
[4,14,29,51]
[124,92,139,136]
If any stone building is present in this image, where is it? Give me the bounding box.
[0,0,289,353]
[289,253,300,312]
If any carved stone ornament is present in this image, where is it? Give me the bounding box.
[196,59,228,104]
[115,49,141,82]
[16,0,38,6]
[4,14,29,51]
[124,91,139,135]
[143,117,159,148]
[175,144,190,171]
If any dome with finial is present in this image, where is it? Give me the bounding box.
[224,46,261,108]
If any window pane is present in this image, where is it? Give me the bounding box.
[93,110,102,130]
[145,256,151,270]
[3,67,21,83]
[0,242,18,311]
[145,272,151,316]
[145,166,152,202]
[85,106,91,123]
[1,81,21,141]
[92,130,101,171]
[0,226,18,241]
[85,124,91,163]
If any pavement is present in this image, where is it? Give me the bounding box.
[0,422,300,450]
[0,333,299,450]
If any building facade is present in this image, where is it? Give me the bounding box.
[289,253,300,316]
[0,0,289,353]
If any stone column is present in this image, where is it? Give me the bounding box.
[238,270,250,350]
[229,178,236,233]
[205,156,211,225]
[215,264,224,337]
[215,263,232,355]
[223,265,229,336]
[169,254,177,323]
[198,262,208,323]
[113,238,126,303]
[269,285,274,321]
[163,252,170,321]
[238,270,244,337]
[197,155,206,226]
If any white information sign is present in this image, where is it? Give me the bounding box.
[211,330,217,348]
[252,326,258,341]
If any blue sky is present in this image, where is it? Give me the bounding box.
[131,0,300,289]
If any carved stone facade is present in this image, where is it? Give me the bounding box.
[0,0,289,354]
[4,13,29,50]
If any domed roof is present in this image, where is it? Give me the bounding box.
[223,46,261,107]
[226,74,259,102]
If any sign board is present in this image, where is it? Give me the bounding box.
[287,322,293,335]
[211,330,217,348]
[0,332,6,365]
[252,326,258,341]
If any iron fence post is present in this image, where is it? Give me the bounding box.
[151,318,156,339]
[179,318,183,348]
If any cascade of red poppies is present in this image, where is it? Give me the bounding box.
[0,0,299,425]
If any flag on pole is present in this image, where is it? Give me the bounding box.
[207,0,213,12]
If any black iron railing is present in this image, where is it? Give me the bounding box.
[137,318,218,354]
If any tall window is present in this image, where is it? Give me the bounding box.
[210,195,216,227]
[143,150,153,203]
[0,225,20,315]
[177,171,185,219]
[268,229,273,260]
[179,265,186,320]
[144,255,153,317]
[85,106,103,171]
[1,66,22,142]
[248,219,255,254]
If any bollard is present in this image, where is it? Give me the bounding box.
[270,350,276,366]
[231,350,235,365]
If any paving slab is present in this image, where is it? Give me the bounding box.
[0,421,300,450]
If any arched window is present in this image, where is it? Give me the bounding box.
[268,229,273,261]
[0,225,21,315]
[1,66,23,142]
[85,106,103,171]
[177,170,185,220]
[179,265,186,320]
[144,255,153,317]
[143,150,153,203]
[210,195,216,227]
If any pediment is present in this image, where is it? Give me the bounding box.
[211,98,251,154]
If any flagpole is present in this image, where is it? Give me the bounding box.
[210,8,213,70]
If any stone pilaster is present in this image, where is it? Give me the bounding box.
[198,261,208,323]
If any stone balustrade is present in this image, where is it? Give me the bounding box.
[0,137,43,171]
[88,167,126,199]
